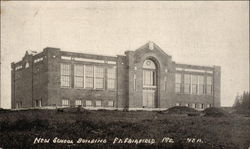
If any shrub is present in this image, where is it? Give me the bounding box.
[163,106,198,115]
[57,107,91,114]
[0,108,11,113]
[202,107,229,117]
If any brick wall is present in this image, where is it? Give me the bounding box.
[213,66,221,107]
[11,53,33,108]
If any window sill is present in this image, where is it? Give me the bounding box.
[74,87,84,89]
[143,85,157,88]
[61,86,71,89]
[107,89,116,91]
[175,92,214,96]
[95,88,105,91]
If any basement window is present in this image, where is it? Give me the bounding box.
[35,100,42,107]
[75,100,82,106]
[62,99,69,107]
[108,101,114,107]
[96,100,102,107]
[86,100,92,107]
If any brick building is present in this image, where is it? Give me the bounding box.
[11,42,221,110]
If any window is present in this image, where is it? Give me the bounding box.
[201,104,204,109]
[86,100,92,107]
[96,100,102,107]
[75,100,82,106]
[143,70,156,86]
[198,76,205,94]
[185,103,188,107]
[35,100,42,107]
[16,101,22,109]
[74,65,84,88]
[196,103,204,109]
[175,73,182,93]
[207,104,212,108]
[108,101,114,107]
[134,74,136,91]
[191,75,198,94]
[143,59,156,87]
[95,67,104,89]
[176,103,180,106]
[85,66,94,88]
[192,103,196,108]
[61,64,71,87]
[194,103,198,109]
[25,62,29,68]
[184,74,191,94]
[164,76,167,91]
[34,57,43,63]
[62,99,69,107]
[15,65,22,71]
[143,60,156,69]
[206,76,213,95]
[196,103,201,109]
[107,67,116,89]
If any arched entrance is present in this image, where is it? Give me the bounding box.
[142,59,157,108]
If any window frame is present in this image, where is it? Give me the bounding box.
[133,74,136,91]
[108,101,114,107]
[86,100,92,107]
[84,65,94,89]
[198,75,205,94]
[60,63,71,88]
[75,100,82,106]
[143,69,156,86]
[191,75,198,94]
[95,66,105,89]
[184,74,191,94]
[62,99,69,107]
[107,67,116,90]
[206,76,213,95]
[175,73,182,93]
[74,65,84,88]
[95,100,102,107]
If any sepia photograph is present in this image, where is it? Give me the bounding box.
[0,1,249,149]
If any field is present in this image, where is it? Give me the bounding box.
[0,107,249,149]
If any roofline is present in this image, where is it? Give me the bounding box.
[60,51,118,59]
[175,63,217,70]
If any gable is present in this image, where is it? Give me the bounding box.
[133,42,171,59]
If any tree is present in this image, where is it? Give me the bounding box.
[233,91,250,110]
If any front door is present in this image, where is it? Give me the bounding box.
[143,90,155,108]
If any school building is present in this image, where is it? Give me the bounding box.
[11,42,221,110]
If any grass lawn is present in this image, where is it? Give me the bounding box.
[0,108,249,149]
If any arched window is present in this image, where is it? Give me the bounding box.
[143,59,156,69]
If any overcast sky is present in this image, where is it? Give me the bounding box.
[1,1,249,108]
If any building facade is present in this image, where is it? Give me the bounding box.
[11,42,221,110]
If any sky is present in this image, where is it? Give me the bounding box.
[1,1,249,108]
